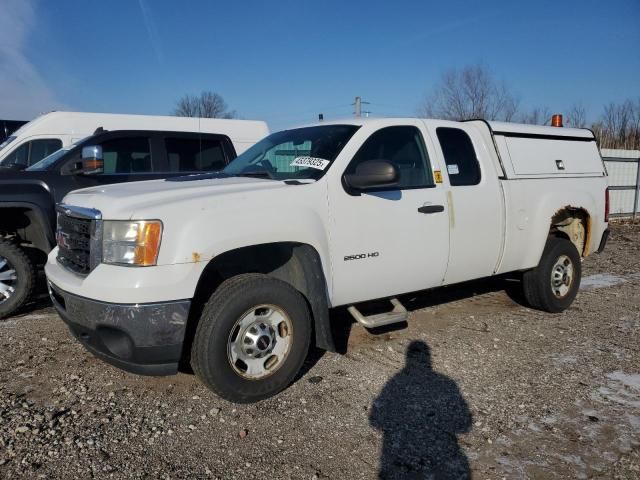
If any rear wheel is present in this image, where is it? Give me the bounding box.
[191,273,311,403]
[0,240,36,319]
[522,237,581,313]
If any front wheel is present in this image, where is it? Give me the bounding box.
[522,237,582,313]
[191,274,312,403]
[0,240,36,319]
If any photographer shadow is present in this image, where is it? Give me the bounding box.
[369,341,472,479]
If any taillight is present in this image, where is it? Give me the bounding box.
[604,187,610,223]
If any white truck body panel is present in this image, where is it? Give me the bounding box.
[0,111,269,164]
[46,117,609,310]
[500,136,604,177]
[423,120,505,285]
[325,119,450,305]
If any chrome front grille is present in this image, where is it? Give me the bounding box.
[56,205,102,275]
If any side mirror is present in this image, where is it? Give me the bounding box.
[80,145,104,175]
[344,159,399,191]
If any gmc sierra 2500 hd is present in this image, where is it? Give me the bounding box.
[45,118,609,403]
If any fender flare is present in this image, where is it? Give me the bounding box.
[0,201,55,253]
[275,243,335,352]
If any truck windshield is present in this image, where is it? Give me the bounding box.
[224,125,359,180]
[26,147,71,171]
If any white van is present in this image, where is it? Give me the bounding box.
[0,111,269,169]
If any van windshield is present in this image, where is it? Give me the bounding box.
[224,125,359,180]
[0,136,15,152]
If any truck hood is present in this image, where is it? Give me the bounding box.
[63,175,311,219]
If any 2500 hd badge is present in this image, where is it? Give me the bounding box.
[344,251,380,261]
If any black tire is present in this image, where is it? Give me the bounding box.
[522,237,581,313]
[191,273,312,403]
[0,240,36,319]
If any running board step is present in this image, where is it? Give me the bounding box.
[347,298,408,329]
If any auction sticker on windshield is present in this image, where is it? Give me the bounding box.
[291,156,330,170]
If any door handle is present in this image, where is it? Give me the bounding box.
[417,205,444,214]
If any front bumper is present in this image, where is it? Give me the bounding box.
[48,282,190,376]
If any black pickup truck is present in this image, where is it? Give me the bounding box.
[0,129,239,318]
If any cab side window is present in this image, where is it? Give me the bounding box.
[100,137,152,174]
[436,128,481,186]
[2,138,62,167]
[346,126,434,189]
[165,136,227,172]
[29,139,62,165]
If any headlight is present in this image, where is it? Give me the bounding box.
[102,220,163,266]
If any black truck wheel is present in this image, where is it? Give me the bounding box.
[191,273,312,403]
[522,237,581,313]
[0,240,36,319]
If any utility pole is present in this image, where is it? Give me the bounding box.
[353,96,370,118]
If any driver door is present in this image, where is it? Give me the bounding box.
[328,122,450,306]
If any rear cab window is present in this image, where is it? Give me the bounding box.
[436,128,481,186]
[164,135,229,172]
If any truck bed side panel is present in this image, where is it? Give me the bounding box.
[496,176,608,274]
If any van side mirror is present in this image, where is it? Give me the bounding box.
[344,159,399,191]
[80,145,104,175]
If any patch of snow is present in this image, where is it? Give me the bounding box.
[580,273,626,289]
[594,371,640,408]
[607,371,640,390]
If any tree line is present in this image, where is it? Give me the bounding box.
[419,64,639,150]
[173,65,639,150]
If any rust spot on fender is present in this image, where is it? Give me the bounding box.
[192,252,202,263]
[551,205,591,257]
[446,191,455,229]
[584,215,593,256]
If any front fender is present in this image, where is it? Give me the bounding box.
[151,183,334,296]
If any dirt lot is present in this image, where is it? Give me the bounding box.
[1,223,639,479]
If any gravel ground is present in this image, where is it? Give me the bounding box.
[1,223,639,479]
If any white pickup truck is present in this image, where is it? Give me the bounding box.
[45,118,609,402]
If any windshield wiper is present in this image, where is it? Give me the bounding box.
[0,162,26,170]
[232,171,275,179]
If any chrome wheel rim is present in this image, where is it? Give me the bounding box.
[227,304,293,380]
[0,256,17,305]
[550,254,574,298]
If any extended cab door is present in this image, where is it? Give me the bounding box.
[328,122,450,306]
[426,122,504,285]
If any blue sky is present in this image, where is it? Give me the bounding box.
[1,0,639,130]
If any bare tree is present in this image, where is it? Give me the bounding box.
[592,98,640,149]
[419,64,519,121]
[518,106,552,125]
[566,103,587,128]
[173,91,237,118]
